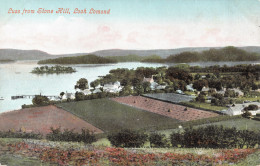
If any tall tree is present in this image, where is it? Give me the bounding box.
[75,78,89,90]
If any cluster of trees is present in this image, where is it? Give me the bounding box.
[38,54,117,64]
[31,65,76,74]
[167,46,260,63]
[72,64,259,104]
[108,126,260,149]
[75,91,119,101]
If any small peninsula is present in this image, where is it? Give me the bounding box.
[38,54,117,64]
[31,65,76,74]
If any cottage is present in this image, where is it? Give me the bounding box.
[156,85,167,90]
[143,76,154,83]
[93,88,102,93]
[176,90,184,94]
[81,89,92,95]
[62,92,75,100]
[231,88,244,97]
[103,81,122,93]
[186,84,195,92]
[150,82,158,90]
[201,86,209,92]
[225,102,260,116]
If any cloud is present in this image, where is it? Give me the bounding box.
[0,17,259,54]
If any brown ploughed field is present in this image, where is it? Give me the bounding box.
[112,96,219,121]
[0,105,103,135]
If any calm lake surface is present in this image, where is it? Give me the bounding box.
[0,60,259,113]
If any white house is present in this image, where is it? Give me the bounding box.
[143,76,154,83]
[176,90,184,94]
[156,85,167,90]
[103,81,122,93]
[150,82,158,90]
[93,88,102,93]
[231,88,244,97]
[226,102,260,116]
[201,86,209,92]
[186,84,195,92]
[81,89,92,95]
[62,92,75,100]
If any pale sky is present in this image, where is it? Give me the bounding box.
[0,0,260,54]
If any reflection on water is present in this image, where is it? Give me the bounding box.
[0,60,259,112]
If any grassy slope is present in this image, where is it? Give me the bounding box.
[197,118,260,132]
[157,118,260,137]
[57,98,180,133]
[182,101,227,111]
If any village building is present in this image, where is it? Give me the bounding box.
[143,76,154,83]
[231,88,244,96]
[201,86,209,92]
[81,89,92,95]
[62,92,75,100]
[186,84,195,92]
[225,102,260,116]
[150,82,159,90]
[176,90,184,94]
[156,85,167,90]
[93,88,102,93]
[103,81,122,93]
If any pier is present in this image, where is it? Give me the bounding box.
[11,95,59,100]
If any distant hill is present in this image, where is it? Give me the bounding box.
[90,46,260,58]
[0,49,52,60]
[167,46,260,63]
[1,46,260,61]
[0,49,86,61]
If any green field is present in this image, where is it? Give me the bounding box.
[57,99,180,133]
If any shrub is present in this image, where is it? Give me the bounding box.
[242,110,252,118]
[195,94,205,102]
[244,104,258,111]
[170,132,184,148]
[108,129,148,148]
[0,130,42,139]
[32,95,50,106]
[149,133,169,148]
[170,125,259,148]
[46,127,96,144]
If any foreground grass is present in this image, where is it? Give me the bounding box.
[236,150,260,166]
[183,101,227,111]
[0,138,259,165]
[0,155,51,166]
[0,138,51,166]
[57,98,180,133]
